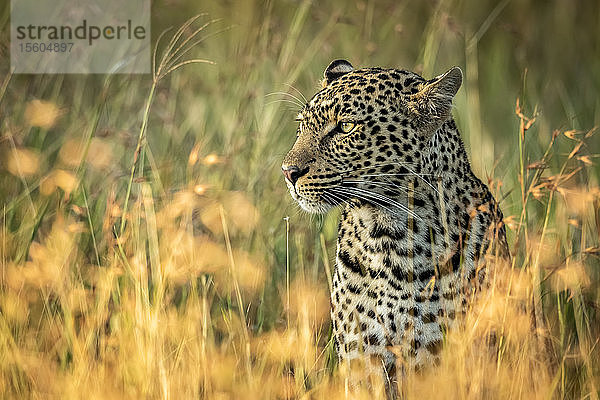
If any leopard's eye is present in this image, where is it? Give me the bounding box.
[338,121,356,133]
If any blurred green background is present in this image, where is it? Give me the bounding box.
[0,0,599,398]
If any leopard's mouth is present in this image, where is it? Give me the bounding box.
[291,176,415,216]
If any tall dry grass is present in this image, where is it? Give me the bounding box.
[0,0,599,398]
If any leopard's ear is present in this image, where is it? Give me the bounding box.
[322,59,354,87]
[408,66,462,125]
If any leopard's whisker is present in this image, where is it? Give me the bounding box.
[342,179,409,192]
[265,98,304,110]
[346,177,452,213]
[282,83,308,103]
[265,91,305,108]
[331,186,421,221]
[322,191,353,210]
[341,168,439,197]
[321,192,339,207]
[333,186,396,207]
[348,186,418,218]
[323,188,350,206]
[341,180,411,200]
[358,172,441,196]
[330,187,384,205]
[343,174,437,196]
[329,190,358,210]
[330,188,397,215]
[385,164,440,195]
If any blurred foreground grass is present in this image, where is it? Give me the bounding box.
[0,0,599,398]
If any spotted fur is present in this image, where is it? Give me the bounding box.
[282,60,509,387]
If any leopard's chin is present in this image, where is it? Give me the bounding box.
[289,189,334,214]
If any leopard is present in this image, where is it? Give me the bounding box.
[281,59,509,394]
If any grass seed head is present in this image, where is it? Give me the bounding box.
[24,99,62,129]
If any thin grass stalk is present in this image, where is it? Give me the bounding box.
[119,82,156,237]
[572,215,599,400]
[530,186,553,366]
[81,186,101,266]
[120,16,215,237]
[75,76,111,179]
[285,216,290,329]
[319,232,333,294]
[219,205,252,383]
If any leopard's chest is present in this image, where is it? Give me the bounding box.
[330,203,461,366]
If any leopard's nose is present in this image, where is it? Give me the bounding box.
[282,165,308,185]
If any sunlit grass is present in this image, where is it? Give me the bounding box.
[1,0,599,398]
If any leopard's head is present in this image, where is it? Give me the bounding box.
[282,59,462,213]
